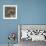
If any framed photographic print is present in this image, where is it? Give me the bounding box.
[18,24,46,42]
[3,5,17,19]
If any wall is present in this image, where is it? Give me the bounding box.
[0,0,19,44]
[20,0,46,24]
[0,0,46,44]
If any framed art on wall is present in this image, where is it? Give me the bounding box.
[3,5,17,19]
[18,24,46,42]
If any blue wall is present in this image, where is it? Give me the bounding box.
[20,0,46,24]
[0,0,46,44]
[0,0,19,44]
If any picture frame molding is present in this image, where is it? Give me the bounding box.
[3,5,17,19]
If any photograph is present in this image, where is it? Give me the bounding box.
[3,5,17,19]
[18,24,46,46]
